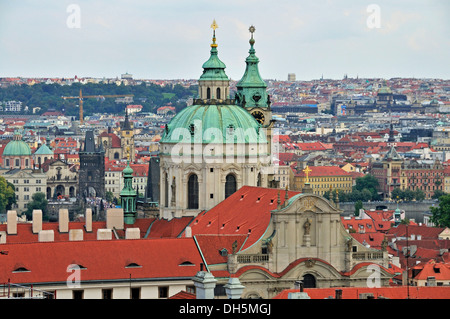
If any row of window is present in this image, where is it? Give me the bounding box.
[12,179,42,184]
[70,285,194,299]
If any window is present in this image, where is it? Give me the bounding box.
[73,290,84,299]
[15,159,19,167]
[102,289,113,299]
[188,174,199,209]
[216,87,221,99]
[159,286,169,299]
[207,87,211,99]
[225,174,237,199]
[131,287,141,299]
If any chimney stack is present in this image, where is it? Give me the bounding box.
[106,208,124,230]
[7,210,17,235]
[335,289,343,299]
[224,276,245,299]
[125,228,140,239]
[85,208,92,232]
[32,210,42,234]
[192,264,217,299]
[59,209,69,233]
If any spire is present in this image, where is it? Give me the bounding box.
[199,20,228,82]
[122,107,132,131]
[121,149,137,224]
[235,25,269,108]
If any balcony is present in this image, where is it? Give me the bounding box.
[237,254,269,264]
[352,252,384,261]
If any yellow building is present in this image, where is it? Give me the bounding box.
[291,165,353,195]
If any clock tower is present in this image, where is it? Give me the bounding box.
[235,26,276,182]
[235,25,273,132]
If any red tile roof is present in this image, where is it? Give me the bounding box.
[182,186,300,251]
[0,238,203,285]
[273,286,450,299]
[295,166,351,177]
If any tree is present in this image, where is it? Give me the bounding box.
[25,192,49,221]
[0,176,15,213]
[354,200,363,216]
[354,174,381,201]
[432,189,446,200]
[106,191,114,203]
[430,194,450,227]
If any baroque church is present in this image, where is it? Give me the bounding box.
[159,22,276,220]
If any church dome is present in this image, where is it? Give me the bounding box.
[160,103,266,144]
[3,133,31,156]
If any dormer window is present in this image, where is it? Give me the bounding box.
[13,267,30,273]
[125,262,142,268]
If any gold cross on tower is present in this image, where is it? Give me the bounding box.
[303,165,312,184]
[211,19,218,31]
[249,25,255,38]
[210,19,218,47]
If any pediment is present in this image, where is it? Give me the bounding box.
[274,194,341,215]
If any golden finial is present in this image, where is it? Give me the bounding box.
[126,146,130,161]
[211,19,218,31]
[210,19,218,48]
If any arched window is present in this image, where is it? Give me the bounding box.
[5,159,9,167]
[216,87,221,100]
[114,152,120,159]
[225,174,237,199]
[302,274,316,288]
[188,174,199,209]
[207,87,211,99]
[15,159,19,167]
[257,173,262,187]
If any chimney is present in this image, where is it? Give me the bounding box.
[58,209,69,233]
[69,229,83,241]
[125,228,140,240]
[335,289,343,299]
[185,226,192,238]
[224,276,245,299]
[97,229,112,240]
[38,230,54,242]
[32,210,42,234]
[289,280,310,299]
[106,208,124,230]
[192,264,217,299]
[85,208,92,232]
[7,210,17,235]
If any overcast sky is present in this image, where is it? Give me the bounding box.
[0,0,448,81]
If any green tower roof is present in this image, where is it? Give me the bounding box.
[34,143,53,155]
[199,21,229,82]
[235,25,269,108]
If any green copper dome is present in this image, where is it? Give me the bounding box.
[3,135,31,157]
[160,103,266,144]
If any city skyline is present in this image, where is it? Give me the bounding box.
[0,0,449,81]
